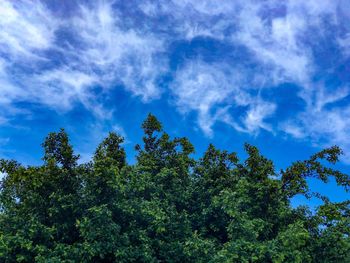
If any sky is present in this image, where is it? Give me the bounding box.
[0,0,349,203]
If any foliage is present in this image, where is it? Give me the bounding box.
[0,114,349,262]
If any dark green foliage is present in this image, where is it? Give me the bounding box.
[0,116,349,262]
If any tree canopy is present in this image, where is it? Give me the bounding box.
[0,114,349,262]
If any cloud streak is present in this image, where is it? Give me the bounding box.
[0,0,166,119]
[1,0,350,160]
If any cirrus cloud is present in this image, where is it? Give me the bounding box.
[1,0,350,161]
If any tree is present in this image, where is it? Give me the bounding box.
[0,115,349,262]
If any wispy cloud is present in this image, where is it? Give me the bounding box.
[281,86,350,161]
[0,0,57,58]
[1,0,350,160]
[70,1,166,101]
[171,61,236,136]
[171,60,276,136]
[0,0,166,121]
[160,0,350,153]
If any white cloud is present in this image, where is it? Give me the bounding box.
[0,0,58,59]
[314,87,349,111]
[160,0,350,166]
[242,101,276,134]
[0,0,166,121]
[171,62,229,136]
[171,60,276,136]
[283,106,350,148]
[0,0,350,161]
[281,86,350,162]
[280,122,305,139]
[71,1,166,101]
[232,0,316,86]
[163,0,350,146]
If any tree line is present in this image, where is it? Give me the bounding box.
[0,114,349,262]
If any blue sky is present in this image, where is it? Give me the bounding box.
[0,0,349,203]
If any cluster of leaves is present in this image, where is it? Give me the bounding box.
[0,114,349,262]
